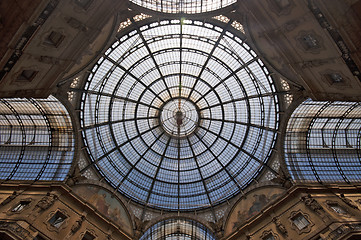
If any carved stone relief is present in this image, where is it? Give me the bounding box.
[340,194,359,210]
[66,215,85,239]
[0,221,32,239]
[321,70,351,88]
[260,229,280,240]
[296,30,324,54]
[301,195,326,216]
[34,193,58,213]
[273,217,288,236]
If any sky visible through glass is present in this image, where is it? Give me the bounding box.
[130,0,237,14]
[80,19,279,210]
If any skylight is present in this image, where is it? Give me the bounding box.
[80,18,280,211]
[130,0,237,14]
[140,218,216,240]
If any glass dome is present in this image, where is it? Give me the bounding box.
[129,0,237,14]
[80,18,279,210]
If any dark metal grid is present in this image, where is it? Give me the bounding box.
[139,218,216,240]
[80,19,279,210]
[285,99,361,184]
[130,0,236,14]
[0,96,74,181]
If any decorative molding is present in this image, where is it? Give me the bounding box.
[339,194,359,210]
[325,200,350,217]
[289,210,313,234]
[296,30,324,54]
[308,1,361,81]
[45,209,70,233]
[12,66,40,85]
[0,191,18,207]
[0,221,32,239]
[79,228,97,240]
[301,195,327,218]
[7,198,32,215]
[0,0,59,81]
[65,215,86,239]
[260,229,279,240]
[73,0,94,11]
[299,59,334,69]
[33,193,58,213]
[321,70,351,88]
[273,217,288,236]
[326,223,361,239]
[41,29,66,48]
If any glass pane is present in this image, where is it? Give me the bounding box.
[80,19,280,211]
[130,0,237,14]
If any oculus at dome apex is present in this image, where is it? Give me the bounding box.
[80,18,280,211]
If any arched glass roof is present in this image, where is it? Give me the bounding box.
[140,218,216,240]
[285,99,361,183]
[130,0,237,14]
[0,96,74,181]
[80,18,279,210]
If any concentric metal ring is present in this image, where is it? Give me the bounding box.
[80,18,279,210]
[160,98,200,138]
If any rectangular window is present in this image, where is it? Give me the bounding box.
[263,233,275,240]
[12,200,31,212]
[17,70,38,82]
[329,203,347,214]
[82,232,95,240]
[292,213,310,230]
[43,31,64,47]
[34,235,46,240]
[49,211,67,228]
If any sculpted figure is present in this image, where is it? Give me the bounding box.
[273,217,288,236]
[35,193,57,211]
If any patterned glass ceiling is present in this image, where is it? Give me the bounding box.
[130,0,237,14]
[140,218,216,240]
[80,18,280,211]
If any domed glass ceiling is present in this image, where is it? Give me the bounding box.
[80,18,280,211]
[130,0,236,14]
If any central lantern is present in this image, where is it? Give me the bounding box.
[80,18,279,211]
[160,98,200,137]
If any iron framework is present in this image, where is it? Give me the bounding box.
[139,218,216,240]
[285,99,361,183]
[0,96,74,181]
[80,18,280,211]
[129,0,237,14]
